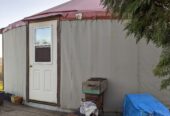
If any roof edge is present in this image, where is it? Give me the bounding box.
[2,20,26,33]
[0,27,5,34]
[2,0,115,33]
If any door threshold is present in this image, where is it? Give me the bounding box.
[28,99,58,106]
[24,101,72,112]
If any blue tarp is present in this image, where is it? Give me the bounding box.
[123,93,170,116]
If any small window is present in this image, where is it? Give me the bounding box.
[35,27,52,62]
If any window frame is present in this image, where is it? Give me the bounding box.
[33,25,53,65]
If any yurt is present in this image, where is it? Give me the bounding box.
[1,0,170,112]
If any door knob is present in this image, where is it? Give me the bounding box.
[29,65,33,68]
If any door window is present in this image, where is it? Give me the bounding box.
[34,27,52,62]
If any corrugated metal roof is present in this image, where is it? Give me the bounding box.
[24,0,109,20]
[2,0,112,33]
[41,0,105,12]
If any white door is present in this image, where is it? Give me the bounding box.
[29,21,57,103]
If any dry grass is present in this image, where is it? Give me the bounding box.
[0,81,3,91]
[0,64,3,91]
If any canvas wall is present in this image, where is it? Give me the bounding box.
[60,20,170,111]
[2,20,170,111]
[3,26,27,99]
[60,20,139,111]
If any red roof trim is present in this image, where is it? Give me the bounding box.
[60,11,112,20]
[24,13,63,21]
[0,28,3,34]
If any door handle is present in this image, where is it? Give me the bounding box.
[29,65,33,68]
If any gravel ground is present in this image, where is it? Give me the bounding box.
[0,102,122,116]
[0,102,67,116]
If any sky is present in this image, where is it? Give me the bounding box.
[0,0,70,57]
